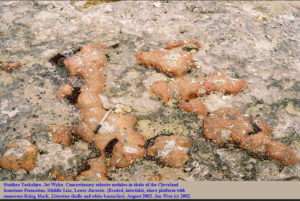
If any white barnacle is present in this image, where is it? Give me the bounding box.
[157,140,188,159]
[212,78,226,85]
[99,122,116,135]
[254,119,261,124]
[89,107,98,112]
[88,118,98,123]
[107,115,117,123]
[231,78,240,82]
[91,51,98,56]
[16,139,32,148]
[164,51,181,67]
[191,79,201,84]
[123,146,138,154]
[197,87,206,94]
[4,148,25,158]
[75,57,83,65]
[120,130,127,136]
[220,129,231,143]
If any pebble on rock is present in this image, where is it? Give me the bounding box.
[0,61,22,72]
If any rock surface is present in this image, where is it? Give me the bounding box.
[0,1,299,181]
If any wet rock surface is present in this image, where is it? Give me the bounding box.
[0,1,299,181]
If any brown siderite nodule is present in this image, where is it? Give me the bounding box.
[0,61,22,72]
[55,44,145,172]
[150,72,247,118]
[203,108,298,165]
[147,135,193,168]
[0,139,38,171]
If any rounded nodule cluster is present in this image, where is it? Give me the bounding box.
[136,42,247,119]
[76,155,108,181]
[60,43,145,170]
[47,125,73,147]
[55,84,74,99]
[49,155,108,181]
[163,40,203,50]
[203,108,298,165]
[135,42,196,78]
[0,61,22,72]
[150,72,247,118]
[137,41,297,166]
[49,168,76,181]
[147,135,193,168]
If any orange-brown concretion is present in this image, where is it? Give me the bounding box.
[147,135,193,168]
[150,81,171,103]
[148,174,164,181]
[135,40,204,78]
[164,40,203,50]
[63,44,108,77]
[178,99,208,117]
[203,108,298,165]
[0,61,22,71]
[47,125,73,147]
[61,43,145,169]
[175,72,247,100]
[49,168,76,181]
[135,49,195,78]
[0,139,38,171]
[76,155,108,181]
[150,72,247,117]
[49,156,108,181]
[91,113,146,168]
[55,84,74,99]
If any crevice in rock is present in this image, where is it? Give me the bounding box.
[104,138,119,158]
